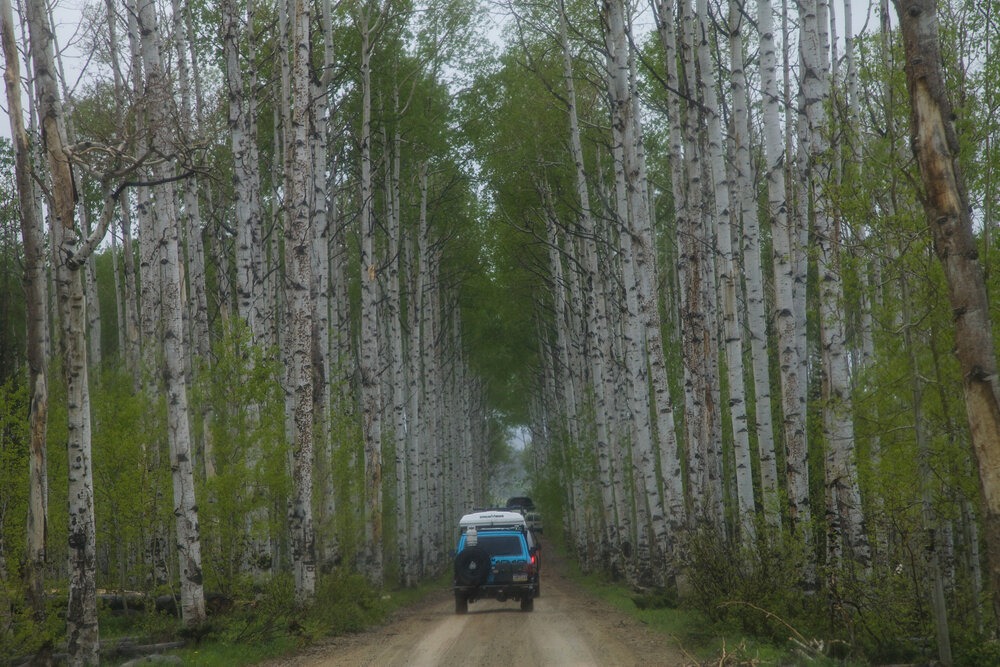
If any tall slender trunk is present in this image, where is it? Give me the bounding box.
[171,0,209,365]
[49,30,102,378]
[127,0,172,587]
[695,0,753,539]
[602,0,658,584]
[358,8,384,586]
[652,0,692,541]
[625,10,683,566]
[405,164,429,583]
[557,0,621,567]
[676,0,723,531]
[312,70,335,570]
[25,0,100,658]
[895,0,1000,631]
[285,0,317,604]
[760,0,810,555]
[225,0,265,341]
[800,0,871,576]
[384,110,410,585]
[420,234,442,574]
[2,0,48,622]
[136,0,206,626]
[729,0,779,530]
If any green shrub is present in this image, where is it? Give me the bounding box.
[302,571,388,638]
[679,528,816,642]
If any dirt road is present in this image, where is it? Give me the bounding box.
[265,546,692,666]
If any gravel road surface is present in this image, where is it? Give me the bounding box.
[262,544,691,666]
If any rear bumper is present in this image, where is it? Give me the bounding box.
[453,582,536,602]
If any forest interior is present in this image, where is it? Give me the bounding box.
[2,0,1000,664]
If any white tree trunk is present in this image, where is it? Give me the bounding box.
[312,32,336,566]
[170,0,209,364]
[800,0,871,575]
[384,114,411,584]
[25,0,100,658]
[652,0,693,542]
[224,0,269,569]
[136,0,207,626]
[103,0,141,381]
[675,0,724,531]
[224,0,265,342]
[602,0,670,583]
[729,0,779,530]
[285,0,317,604]
[420,237,443,573]
[760,0,811,548]
[405,164,429,583]
[3,0,48,620]
[627,33,683,567]
[357,8,385,586]
[695,0,754,539]
[557,0,621,568]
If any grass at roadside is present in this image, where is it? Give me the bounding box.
[562,556,856,667]
[102,571,452,666]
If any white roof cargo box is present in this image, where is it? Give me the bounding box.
[459,510,527,531]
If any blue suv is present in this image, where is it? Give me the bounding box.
[453,510,539,613]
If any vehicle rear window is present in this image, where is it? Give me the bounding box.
[478,535,523,556]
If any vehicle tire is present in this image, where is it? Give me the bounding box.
[454,546,490,587]
[455,594,468,614]
[520,595,534,612]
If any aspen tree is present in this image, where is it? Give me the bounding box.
[728,0,780,530]
[384,107,410,583]
[675,0,724,531]
[557,0,622,568]
[760,0,810,549]
[169,0,209,364]
[285,0,317,603]
[542,184,586,556]
[25,0,99,655]
[799,0,871,575]
[563,229,597,560]
[895,0,1000,631]
[405,165,429,583]
[2,0,48,622]
[47,28,102,376]
[651,0,692,539]
[601,0,672,582]
[901,274,953,665]
[694,0,754,539]
[136,0,207,626]
[357,3,385,587]
[224,0,265,341]
[312,0,335,570]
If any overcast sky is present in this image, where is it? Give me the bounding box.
[1,0,89,141]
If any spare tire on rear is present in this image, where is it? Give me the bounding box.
[454,546,490,586]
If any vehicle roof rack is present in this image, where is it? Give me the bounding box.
[459,509,528,532]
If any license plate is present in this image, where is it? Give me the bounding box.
[513,573,527,582]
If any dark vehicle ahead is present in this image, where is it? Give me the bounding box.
[507,496,542,534]
[453,510,539,614]
[506,496,535,512]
